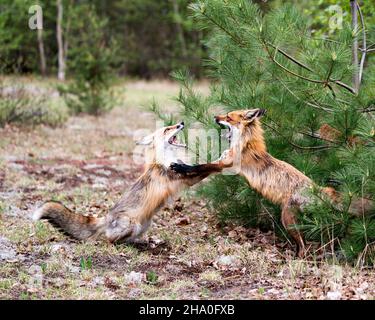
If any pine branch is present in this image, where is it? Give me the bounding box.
[199,10,246,49]
[208,57,244,88]
[266,42,313,72]
[362,107,375,113]
[263,121,333,151]
[336,98,352,106]
[278,78,334,113]
[300,131,341,145]
[198,7,357,96]
[334,80,356,94]
[264,41,356,95]
[268,44,325,84]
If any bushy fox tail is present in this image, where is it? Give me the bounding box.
[33,201,106,240]
[322,187,374,217]
[348,197,374,217]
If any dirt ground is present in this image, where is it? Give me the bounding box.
[0,80,374,300]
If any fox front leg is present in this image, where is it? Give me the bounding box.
[216,148,234,167]
[169,149,233,177]
[169,162,223,177]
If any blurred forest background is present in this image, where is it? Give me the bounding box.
[2,0,372,79]
[1,0,207,79]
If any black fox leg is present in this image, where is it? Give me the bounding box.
[169,162,224,186]
[169,162,222,177]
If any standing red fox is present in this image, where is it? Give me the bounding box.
[33,122,230,243]
[171,109,374,257]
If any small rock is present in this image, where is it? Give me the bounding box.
[326,291,342,300]
[28,265,43,275]
[215,255,240,268]
[92,276,105,286]
[356,281,369,294]
[8,163,24,171]
[50,243,67,253]
[200,225,208,232]
[128,288,142,299]
[28,265,43,287]
[149,236,164,246]
[125,271,145,285]
[67,265,80,274]
[0,236,18,261]
[52,278,65,288]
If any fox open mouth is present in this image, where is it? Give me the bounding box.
[168,126,186,148]
[218,121,233,145]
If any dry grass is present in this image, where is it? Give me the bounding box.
[0,79,374,300]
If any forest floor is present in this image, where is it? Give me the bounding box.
[0,79,374,300]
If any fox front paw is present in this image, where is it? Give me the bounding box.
[218,149,234,167]
[169,162,194,174]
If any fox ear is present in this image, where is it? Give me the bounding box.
[136,134,154,145]
[244,109,266,120]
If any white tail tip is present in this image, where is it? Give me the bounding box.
[32,206,45,221]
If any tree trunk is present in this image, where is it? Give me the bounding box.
[57,0,65,81]
[37,27,47,76]
[350,0,359,93]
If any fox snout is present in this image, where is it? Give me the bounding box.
[177,121,184,129]
[214,115,224,123]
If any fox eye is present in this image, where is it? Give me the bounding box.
[226,116,232,122]
[164,128,170,133]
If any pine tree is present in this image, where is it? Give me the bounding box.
[160,0,375,263]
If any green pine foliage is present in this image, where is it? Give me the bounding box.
[167,0,375,263]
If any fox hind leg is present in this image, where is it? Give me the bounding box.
[281,204,306,258]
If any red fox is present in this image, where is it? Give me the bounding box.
[171,109,374,257]
[33,122,229,243]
